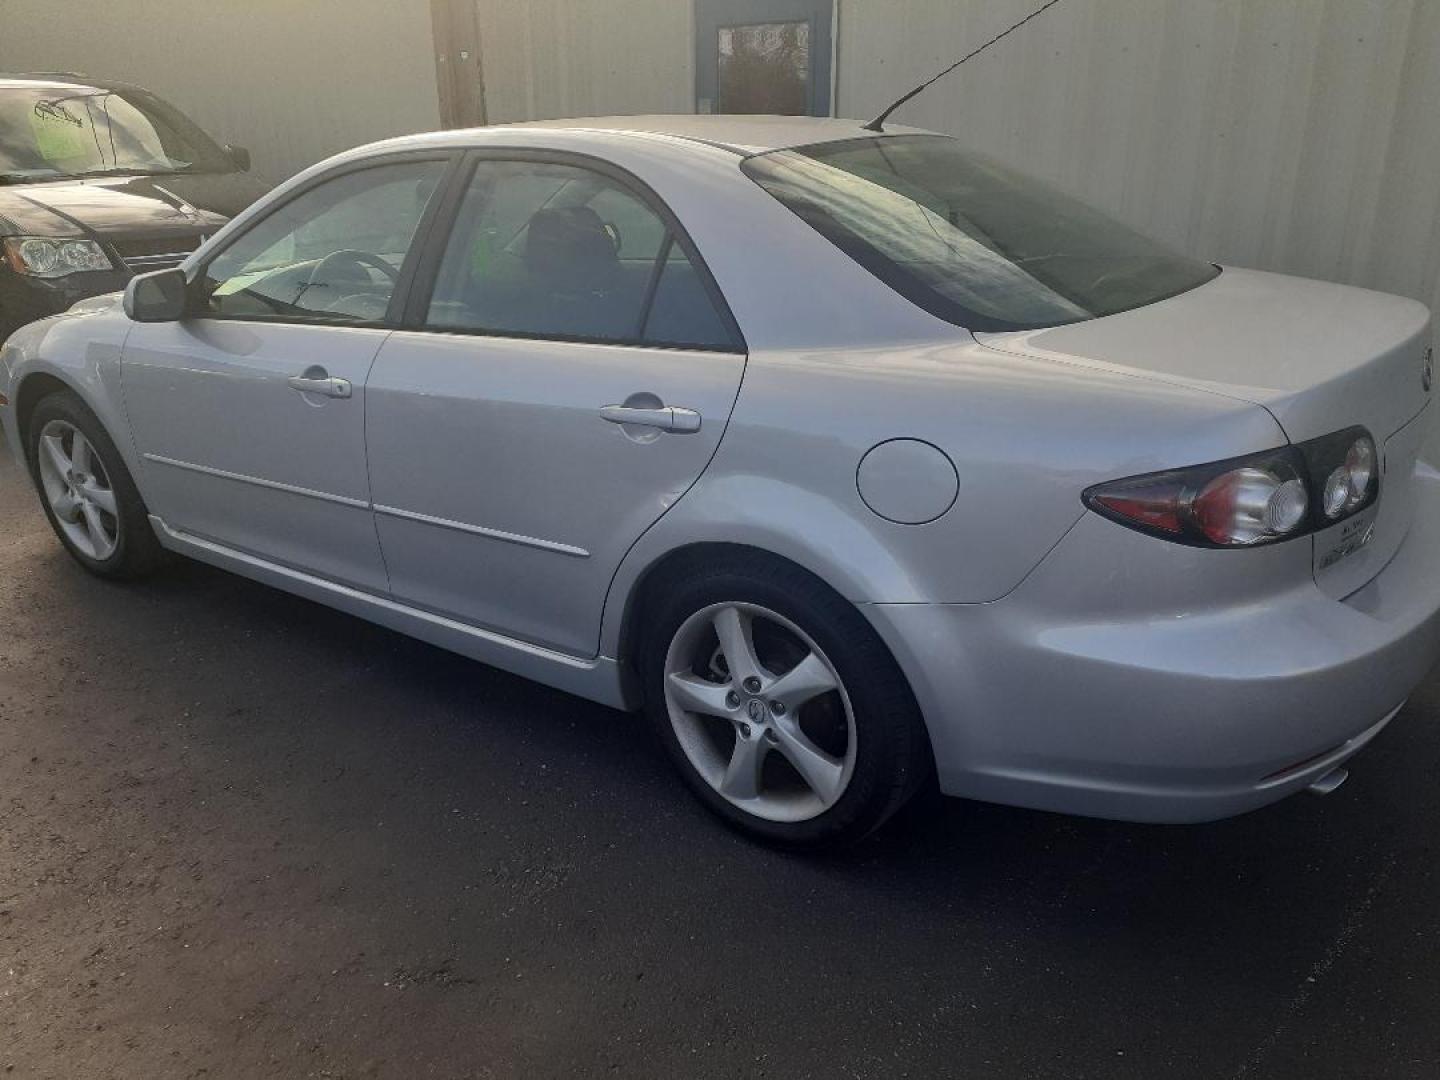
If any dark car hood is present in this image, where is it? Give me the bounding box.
[0,170,268,240]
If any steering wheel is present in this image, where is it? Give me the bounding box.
[305,249,399,288]
[601,220,622,253]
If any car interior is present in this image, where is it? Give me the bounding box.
[198,162,731,347]
[426,173,726,346]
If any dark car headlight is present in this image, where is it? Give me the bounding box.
[2,236,116,278]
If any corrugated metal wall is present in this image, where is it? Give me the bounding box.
[1,0,1436,317]
[475,0,694,123]
[838,0,1440,318]
[448,0,1440,320]
[0,0,440,181]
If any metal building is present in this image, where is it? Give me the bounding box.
[2,0,1437,315]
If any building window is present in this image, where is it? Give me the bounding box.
[695,0,833,117]
[717,22,812,115]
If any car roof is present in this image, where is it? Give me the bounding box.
[491,114,934,155]
[318,114,942,178]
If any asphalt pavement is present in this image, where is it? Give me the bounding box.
[2,438,1438,1079]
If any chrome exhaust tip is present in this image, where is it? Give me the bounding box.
[1307,766,1349,796]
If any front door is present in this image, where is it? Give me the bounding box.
[122,156,452,592]
[365,154,746,656]
[694,0,834,116]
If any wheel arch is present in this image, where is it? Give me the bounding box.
[10,353,143,490]
[613,542,807,673]
[605,537,924,724]
[14,370,83,461]
[614,538,939,822]
[601,475,927,667]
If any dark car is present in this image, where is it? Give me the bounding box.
[0,74,270,342]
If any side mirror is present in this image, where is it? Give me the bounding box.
[225,144,251,172]
[124,268,189,322]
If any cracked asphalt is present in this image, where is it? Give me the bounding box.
[2,437,1439,1079]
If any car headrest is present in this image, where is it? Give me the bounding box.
[525,205,617,290]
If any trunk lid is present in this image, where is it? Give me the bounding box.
[979,267,1433,598]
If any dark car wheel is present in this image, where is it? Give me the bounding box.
[27,391,164,580]
[640,553,932,848]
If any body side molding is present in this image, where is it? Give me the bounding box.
[148,515,628,708]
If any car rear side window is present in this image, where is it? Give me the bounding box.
[197,159,447,323]
[423,159,737,350]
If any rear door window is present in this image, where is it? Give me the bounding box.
[643,241,735,349]
[424,158,739,350]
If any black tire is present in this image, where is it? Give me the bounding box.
[26,391,165,580]
[639,551,933,849]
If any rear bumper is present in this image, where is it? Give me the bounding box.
[865,463,1440,823]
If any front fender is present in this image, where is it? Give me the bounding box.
[0,296,136,474]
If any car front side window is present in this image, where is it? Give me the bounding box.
[197,158,448,324]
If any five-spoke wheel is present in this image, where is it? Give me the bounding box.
[643,554,932,847]
[35,419,121,561]
[664,602,857,823]
[26,391,163,579]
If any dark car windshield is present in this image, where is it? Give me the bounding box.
[0,85,232,182]
[743,134,1219,332]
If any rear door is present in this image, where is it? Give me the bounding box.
[123,154,452,591]
[365,153,747,655]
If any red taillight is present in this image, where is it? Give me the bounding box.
[1090,483,1183,535]
[1092,464,1307,547]
[1085,428,1377,549]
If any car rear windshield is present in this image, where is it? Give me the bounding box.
[742,134,1219,333]
[0,85,231,182]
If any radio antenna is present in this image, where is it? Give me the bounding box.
[862,0,1069,132]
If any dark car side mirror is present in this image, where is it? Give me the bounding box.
[124,268,189,322]
[225,144,251,172]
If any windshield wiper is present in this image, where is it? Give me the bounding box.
[80,164,195,178]
[0,169,63,184]
[0,165,195,184]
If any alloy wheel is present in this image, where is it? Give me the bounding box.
[663,601,857,823]
[36,419,121,561]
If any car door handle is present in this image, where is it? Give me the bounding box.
[599,404,702,433]
[287,373,352,399]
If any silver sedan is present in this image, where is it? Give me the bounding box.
[3,115,1438,847]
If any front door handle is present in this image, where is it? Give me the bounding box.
[599,404,702,434]
[287,372,352,399]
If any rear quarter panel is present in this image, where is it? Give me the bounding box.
[599,338,1288,655]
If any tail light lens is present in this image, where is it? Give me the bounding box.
[1084,427,1378,548]
[1320,434,1376,520]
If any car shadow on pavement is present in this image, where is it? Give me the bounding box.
[90,538,1431,925]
